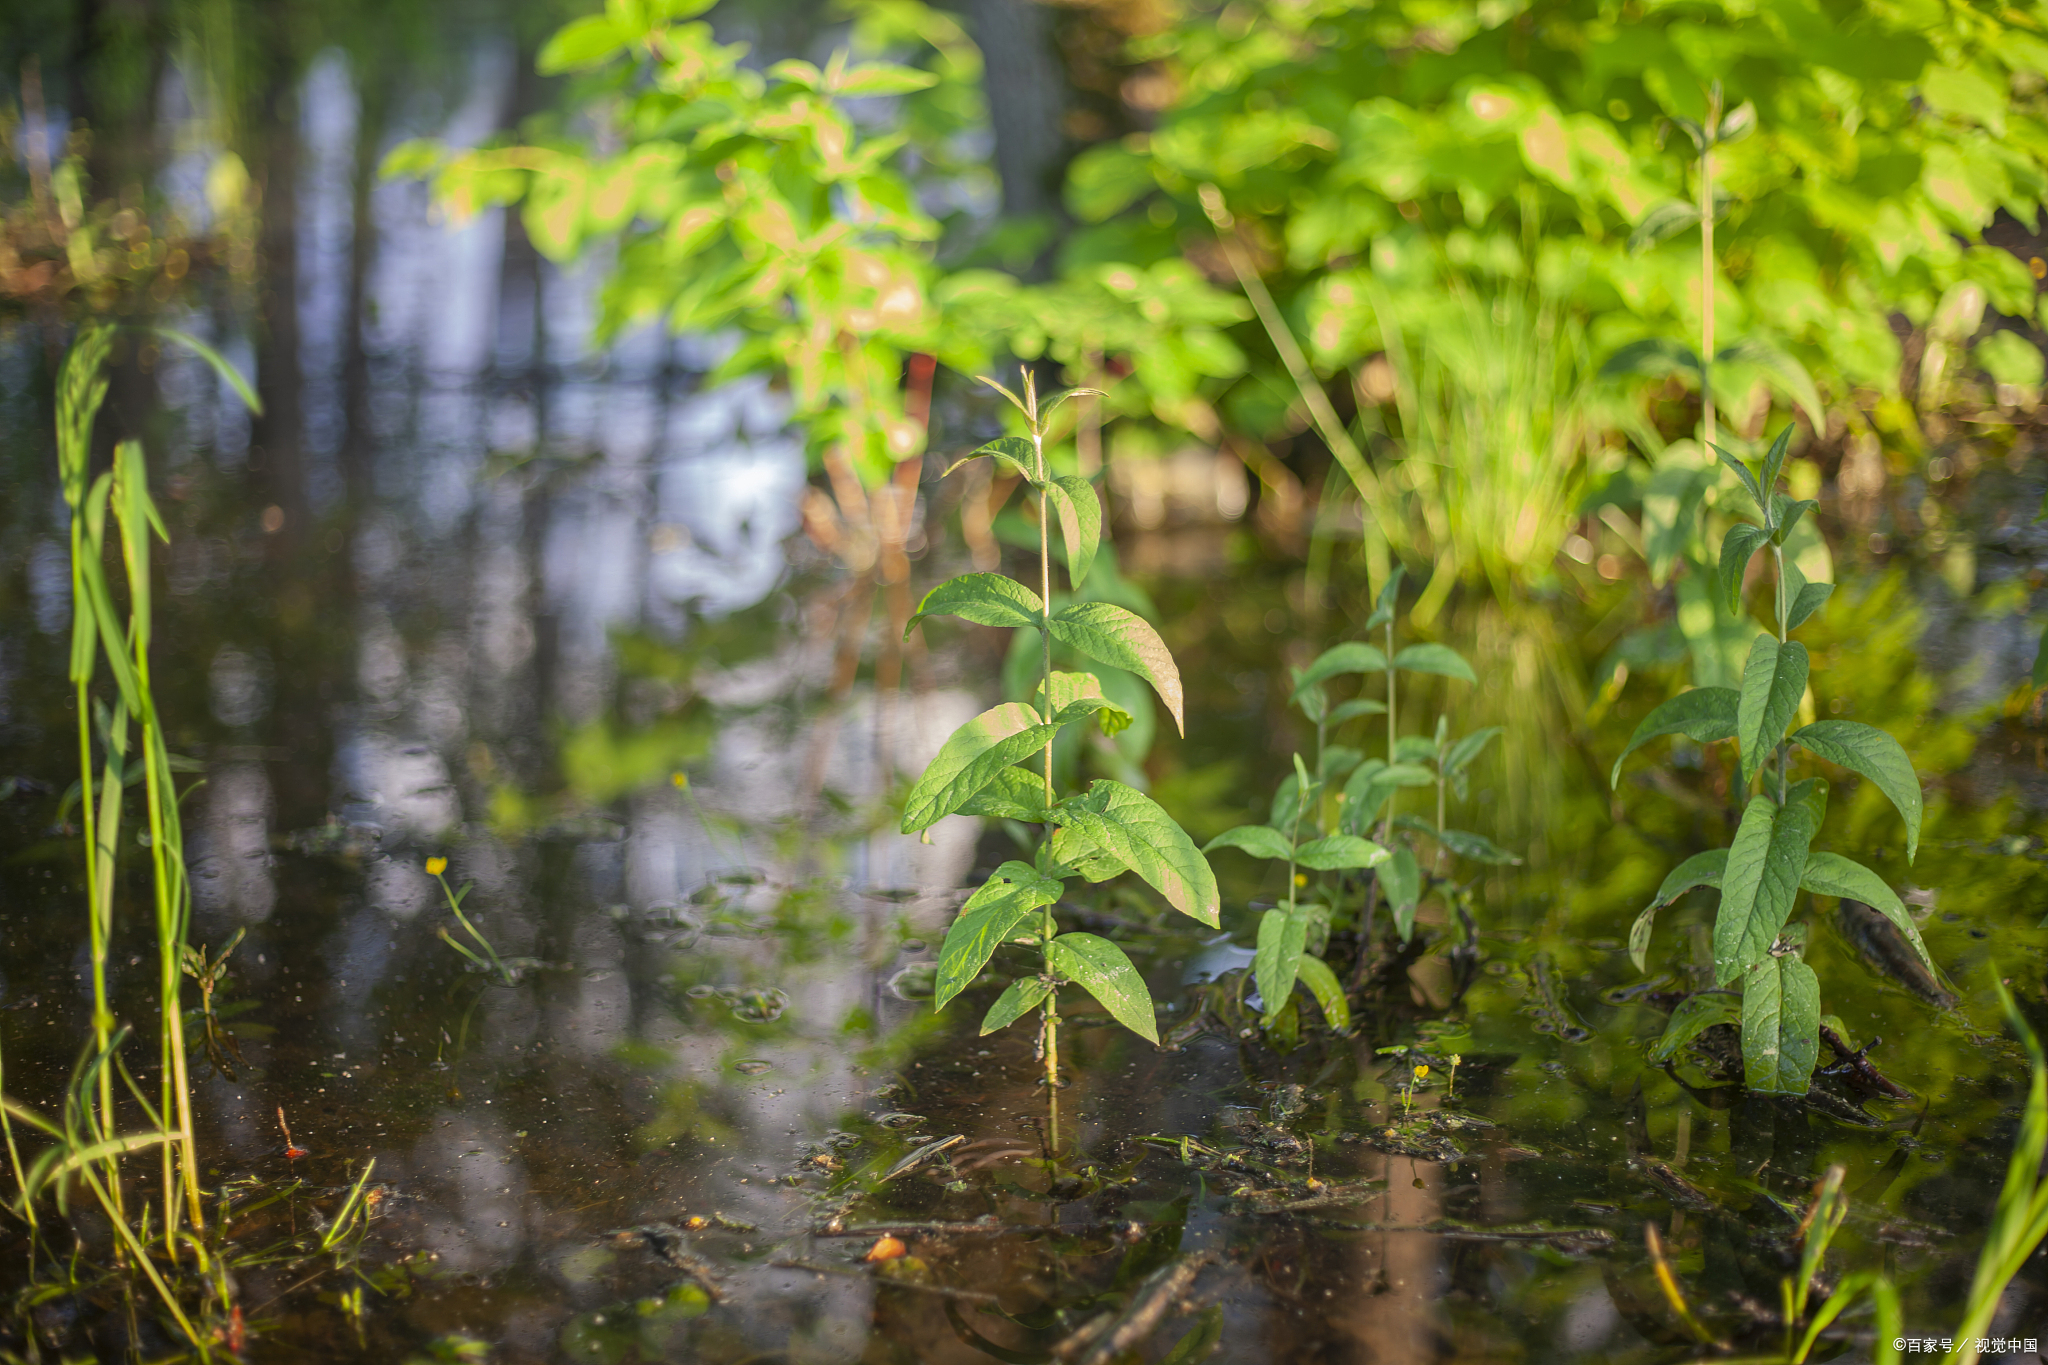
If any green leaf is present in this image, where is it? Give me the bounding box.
[1771,499,1817,547]
[1394,822,1519,866]
[1609,687,1740,787]
[1046,603,1185,735]
[1254,909,1307,1025]
[1758,424,1795,496]
[1295,835,1391,871]
[1391,643,1476,683]
[1365,564,1406,632]
[1047,933,1157,1043]
[538,14,630,73]
[1327,698,1388,725]
[1713,795,1819,985]
[1790,720,1923,862]
[1339,761,1434,834]
[1294,954,1350,1033]
[1319,745,1363,784]
[1718,523,1770,614]
[1800,852,1935,976]
[980,977,1052,1035]
[1160,1307,1225,1365]
[1035,670,1131,736]
[1202,824,1293,862]
[1742,952,1821,1095]
[831,62,941,95]
[902,703,1059,833]
[1649,992,1742,1063]
[1043,476,1103,590]
[1600,337,1703,382]
[1717,101,1757,144]
[906,574,1043,636]
[1710,441,1767,513]
[1442,726,1501,777]
[147,328,263,416]
[934,862,1063,1011]
[1628,200,1702,254]
[958,767,1050,822]
[1736,636,1809,786]
[942,434,1037,483]
[1051,780,1219,927]
[1381,847,1421,941]
[1630,848,1728,971]
[1291,642,1389,701]
[1786,581,1834,631]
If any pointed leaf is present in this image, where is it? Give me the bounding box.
[1292,642,1388,701]
[1254,908,1307,1024]
[1786,581,1834,631]
[1339,761,1434,835]
[906,574,1043,636]
[1742,953,1821,1095]
[1631,848,1728,971]
[1628,200,1702,254]
[974,373,1029,417]
[1714,795,1819,984]
[1047,603,1184,735]
[1381,847,1421,941]
[1294,954,1351,1033]
[1800,852,1934,976]
[1442,726,1502,777]
[1043,476,1102,589]
[1649,992,1743,1063]
[1790,720,1922,861]
[1295,835,1391,871]
[1328,698,1388,725]
[1718,523,1770,613]
[1610,687,1740,787]
[1392,822,1519,866]
[1391,643,1476,683]
[1771,499,1817,547]
[1736,636,1809,786]
[1600,337,1703,381]
[148,327,264,416]
[958,767,1050,822]
[1202,824,1293,861]
[1047,932,1157,1043]
[1035,670,1131,735]
[943,435,1037,483]
[980,977,1052,1035]
[934,863,1063,1012]
[1758,425,1796,498]
[1051,780,1219,927]
[1365,565,1406,632]
[1710,442,1767,513]
[902,699,1114,832]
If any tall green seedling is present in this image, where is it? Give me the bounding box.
[905,371,1218,1114]
[1205,571,1516,1038]
[1614,426,1929,1095]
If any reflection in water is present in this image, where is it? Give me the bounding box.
[3,24,2048,1365]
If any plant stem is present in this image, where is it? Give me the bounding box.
[1700,88,1719,451]
[1773,543,1789,806]
[1026,374,1062,1144]
[1381,614,1398,842]
[1197,185,1397,583]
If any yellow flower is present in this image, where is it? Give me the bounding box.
[1450,1054,1462,1066]
[671,771,689,789]
[1413,1064,1429,1079]
[425,857,447,877]
[1293,873,1307,887]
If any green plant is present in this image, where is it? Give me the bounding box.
[1202,569,1515,1036]
[908,370,1218,1111]
[428,858,516,986]
[1614,424,1929,1095]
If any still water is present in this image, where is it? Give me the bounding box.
[5,32,2048,1365]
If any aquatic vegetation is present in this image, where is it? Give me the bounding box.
[905,370,1217,1100]
[426,857,517,986]
[1205,569,1514,1038]
[1614,422,1928,1095]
